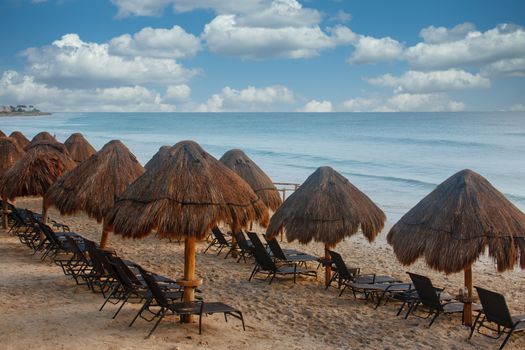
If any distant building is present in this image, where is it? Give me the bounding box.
[0,104,41,113]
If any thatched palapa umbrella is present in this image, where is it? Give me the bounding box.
[144,145,171,171]
[0,140,76,223]
[387,169,525,325]
[0,137,25,228]
[105,140,269,315]
[220,149,282,212]
[0,130,6,138]
[26,131,58,150]
[64,133,96,164]
[45,140,144,248]
[266,166,386,285]
[9,131,30,148]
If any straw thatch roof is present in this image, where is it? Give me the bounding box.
[105,140,269,240]
[0,140,76,200]
[144,145,171,171]
[64,133,96,164]
[9,131,30,148]
[26,131,57,149]
[387,169,525,273]
[220,149,282,211]
[0,137,24,177]
[45,140,144,222]
[0,130,5,138]
[266,166,386,247]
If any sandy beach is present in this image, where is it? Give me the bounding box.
[1,197,523,350]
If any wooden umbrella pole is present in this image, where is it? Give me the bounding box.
[41,200,48,224]
[324,243,332,287]
[100,222,110,249]
[231,234,238,259]
[463,265,473,326]
[2,195,8,229]
[183,236,196,323]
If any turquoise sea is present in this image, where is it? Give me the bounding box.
[2,112,525,221]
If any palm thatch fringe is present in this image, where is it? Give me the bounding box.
[0,141,76,199]
[387,169,525,273]
[0,137,25,177]
[105,140,269,240]
[266,166,385,247]
[45,140,144,222]
[9,131,30,148]
[64,133,96,164]
[220,149,282,211]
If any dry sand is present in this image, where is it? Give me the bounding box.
[1,197,523,350]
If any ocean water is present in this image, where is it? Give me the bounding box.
[2,112,525,221]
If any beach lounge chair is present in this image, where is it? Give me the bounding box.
[34,221,82,261]
[263,234,319,266]
[101,253,186,319]
[328,250,398,296]
[9,208,42,248]
[59,236,94,284]
[407,272,481,327]
[100,255,158,319]
[233,231,255,263]
[203,227,231,256]
[83,240,117,295]
[247,232,317,284]
[7,207,32,236]
[138,266,245,336]
[469,286,525,350]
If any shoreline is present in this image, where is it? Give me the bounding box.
[0,111,51,117]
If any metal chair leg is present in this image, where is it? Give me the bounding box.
[147,310,166,338]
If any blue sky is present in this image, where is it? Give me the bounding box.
[1,0,524,112]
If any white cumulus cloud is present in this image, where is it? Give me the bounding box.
[368,69,490,93]
[202,15,352,58]
[330,10,352,23]
[236,0,321,28]
[173,0,265,15]
[109,26,201,59]
[0,70,177,112]
[201,15,355,58]
[341,93,464,112]
[419,22,476,44]
[196,85,295,112]
[481,58,525,78]
[348,35,404,64]
[298,100,332,112]
[405,24,525,69]
[110,0,174,17]
[164,84,191,102]
[23,34,199,88]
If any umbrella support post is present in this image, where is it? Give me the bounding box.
[324,244,331,287]
[39,201,48,241]
[41,201,48,224]
[463,265,473,326]
[2,195,8,229]
[182,237,197,323]
[100,224,109,249]
[231,235,238,258]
